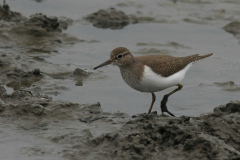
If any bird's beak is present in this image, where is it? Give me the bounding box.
[94,59,113,70]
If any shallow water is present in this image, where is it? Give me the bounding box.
[50,22,240,117]
[0,118,65,160]
[6,0,240,117]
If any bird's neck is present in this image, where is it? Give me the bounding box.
[118,58,143,84]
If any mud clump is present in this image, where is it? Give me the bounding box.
[73,68,90,86]
[136,48,173,55]
[82,101,240,160]
[0,4,72,33]
[58,16,73,30]
[23,13,73,33]
[84,8,130,29]
[11,13,73,39]
[4,68,43,90]
[0,4,78,48]
[214,81,240,91]
[200,81,240,92]
[214,101,240,114]
[0,83,98,121]
[137,42,191,49]
[213,81,235,87]
[84,8,174,29]
[0,4,27,22]
[24,14,61,32]
[223,21,240,35]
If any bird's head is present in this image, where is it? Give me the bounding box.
[94,47,134,70]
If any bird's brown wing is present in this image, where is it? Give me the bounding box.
[136,53,212,77]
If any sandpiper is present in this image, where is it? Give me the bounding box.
[94,47,213,116]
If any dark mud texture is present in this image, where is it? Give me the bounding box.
[72,68,90,86]
[85,102,240,160]
[84,8,130,29]
[0,4,77,48]
[5,68,42,90]
[223,21,240,35]
[23,13,73,33]
[0,4,71,32]
[213,81,240,92]
[0,4,27,22]
[84,8,159,29]
[0,83,129,159]
[199,81,240,92]
[223,21,240,41]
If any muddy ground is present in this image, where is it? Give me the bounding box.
[1,83,240,160]
[0,1,240,160]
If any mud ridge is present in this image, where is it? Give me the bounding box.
[82,101,240,160]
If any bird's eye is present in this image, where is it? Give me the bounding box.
[117,54,123,59]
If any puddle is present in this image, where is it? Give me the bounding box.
[3,85,14,94]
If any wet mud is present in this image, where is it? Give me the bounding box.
[83,0,240,35]
[200,81,240,92]
[136,48,174,55]
[0,4,91,96]
[223,21,240,35]
[136,42,190,55]
[0,5,79,49]
[86,102,240,160]
[84,7,173,29]
[0,84,130,159]
[5,68,42,90]
[223,21,240,41]
[84,8,130,29]
[137,42,191,49]
[1,83,240,159]
[0,4,27,22]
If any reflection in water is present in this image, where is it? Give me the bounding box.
[34,0,45,2]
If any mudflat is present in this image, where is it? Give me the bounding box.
[0,1,240,159]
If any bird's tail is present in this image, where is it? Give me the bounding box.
[196,53,213,61]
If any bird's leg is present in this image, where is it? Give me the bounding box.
[148,92,156,114]
[161,83,183,117]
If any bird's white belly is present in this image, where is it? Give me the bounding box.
[128,64,192,92]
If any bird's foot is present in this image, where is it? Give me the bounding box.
[161,107,176,117]
[161,95,176,117]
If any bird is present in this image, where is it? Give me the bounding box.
[94,47,213,116]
